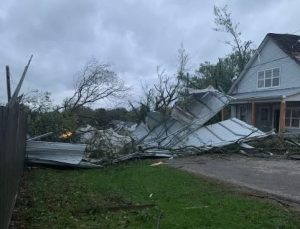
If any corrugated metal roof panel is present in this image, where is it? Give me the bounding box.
[26,141,86,166]
[172,86,231,125]
[181,118,267,148]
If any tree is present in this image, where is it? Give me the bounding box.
[213,5,254,74]
[23,59,130,141]
[152,66,180,113]
[63,59,128,112]
[183,5,255,93]
[20,90,77,140]
[132,44,190,121]
[28,111,78,141]
[21,89,53,113]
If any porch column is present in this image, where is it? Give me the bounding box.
[251,102,256,126]
[221,108,225,121]
[279,98,286,134]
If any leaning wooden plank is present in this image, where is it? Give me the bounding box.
[6,66,11,102]
[9,55,33,107]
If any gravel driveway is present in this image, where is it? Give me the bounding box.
[167,154,300,204]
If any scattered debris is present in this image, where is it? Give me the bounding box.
[239,142,255,149]
[111,120,137,134]
[112,152,173,164]
[132,86,272,154]
[150,161,164,166]
[288,154,300,160]
[27,132,53,141]
[26,86,293,168]
[26,141,89,167]
[183,206,209,210]
[77,125,132,159]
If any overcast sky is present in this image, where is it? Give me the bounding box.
[0,0,299,107]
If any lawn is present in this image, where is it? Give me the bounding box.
[15,160,300,228]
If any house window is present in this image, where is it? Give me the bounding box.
[257,68,280,89]
[285,109,300,128]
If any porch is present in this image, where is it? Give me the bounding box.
[231,100,300,133]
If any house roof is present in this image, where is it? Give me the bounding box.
[268,33,300,64]
[230,87,300,103]
[228,33,300,94]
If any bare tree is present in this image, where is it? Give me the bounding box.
[152,66,180,112]
[128,45,190,123]
[63,59,128,111]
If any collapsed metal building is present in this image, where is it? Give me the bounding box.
[132,86,271,152]
[26,86,272,166]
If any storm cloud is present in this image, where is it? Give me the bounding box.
[0,0,299,107]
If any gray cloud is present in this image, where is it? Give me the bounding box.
[0,0,299,106]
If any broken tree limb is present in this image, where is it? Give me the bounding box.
[9,55,33,107]
[26,132,53,141]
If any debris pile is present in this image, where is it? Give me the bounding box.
[77,125,132,158]
[132,86,272,154]
[26,86,276,167]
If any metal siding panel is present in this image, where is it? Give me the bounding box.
[26,141,86,166]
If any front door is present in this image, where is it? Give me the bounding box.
[273,109,280,132]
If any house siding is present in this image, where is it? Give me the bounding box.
[235,39,300,94]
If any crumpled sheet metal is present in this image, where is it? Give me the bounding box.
[132,86,271,151]
[171,86,232,125]
[174,118,269,149]
[133,117,270,151]
[26,141,87,167]
[132,86,235,148]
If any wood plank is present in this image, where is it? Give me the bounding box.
[251,102,256,126]
[279,99,286,134]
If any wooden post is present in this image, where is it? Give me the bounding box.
[251,102,256,126]
[6,65,11,102]
[279,99,286,134]
[221,108,225,121]
[9,55,33,107]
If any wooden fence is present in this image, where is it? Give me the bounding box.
[0,104,27,229]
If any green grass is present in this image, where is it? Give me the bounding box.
[16,160,300,228]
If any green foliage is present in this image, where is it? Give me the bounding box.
[181,5,255,93]
[21,89,53,113]
[15,162,300,228]
[188,50,253,93]
[93,107,137,128]
[21,90,78,140]
[28,111,78,140]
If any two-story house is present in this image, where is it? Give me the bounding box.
[229,33,300,133]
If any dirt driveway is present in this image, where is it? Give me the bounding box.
[167,155,300,204]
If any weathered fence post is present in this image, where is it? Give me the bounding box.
[0,104,26,229]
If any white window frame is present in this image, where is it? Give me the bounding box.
[257,68,280,89]
[285,108,300,128]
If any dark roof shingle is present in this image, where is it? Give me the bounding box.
[267,33,300,63]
